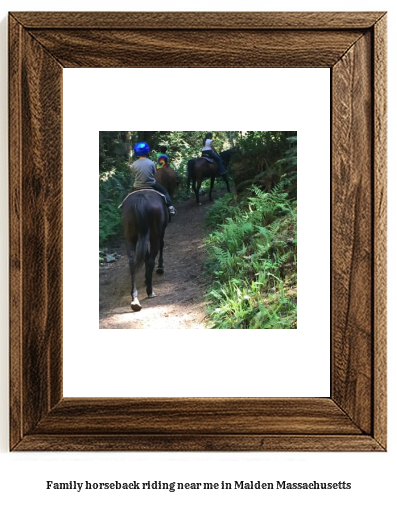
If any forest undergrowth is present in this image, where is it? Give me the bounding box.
[99,131,298,329]
[204,183,297,329]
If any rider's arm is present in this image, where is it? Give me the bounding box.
[210,141,218,154]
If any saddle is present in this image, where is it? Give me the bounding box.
[200,155,215,163]
[118,188,166,208]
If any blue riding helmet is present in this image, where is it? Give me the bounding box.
[134,142,150,156]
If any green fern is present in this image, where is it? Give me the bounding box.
[204,184,297,329]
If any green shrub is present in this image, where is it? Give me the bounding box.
[204,185,297,329]
[99,161,131,248]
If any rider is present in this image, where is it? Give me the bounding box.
[131,142,176,215]
[201,133,226,175]
[156,145,169,170]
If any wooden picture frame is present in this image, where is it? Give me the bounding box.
[9,11,387,451]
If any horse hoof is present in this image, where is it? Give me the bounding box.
[130,298,142,312]
[156,267,164,274]
[148,292,157,298]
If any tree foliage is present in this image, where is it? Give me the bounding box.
[99,130,297,244]
[230,131,297,195]
[99,131,237,246]
[99,131,298,329]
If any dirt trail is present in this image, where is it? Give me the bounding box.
[99,190,226,329]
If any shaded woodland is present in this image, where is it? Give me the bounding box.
[99,131,297,329]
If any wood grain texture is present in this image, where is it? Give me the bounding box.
[9,14,23,450]
[331,32,373,434]
[9,16,64,447]
[11,11,385,29]
[9,11,387,452]
[31,398,362,435]
[14,435,383,452]
[27,29,363,68]
[373,14,387,449]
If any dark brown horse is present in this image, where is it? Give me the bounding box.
[154,165,178,221]
[187,156,231,205]
[154,165,178,198]
[121,189,168,311]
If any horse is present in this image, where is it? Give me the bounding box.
[187,154,231,205]
[121,189,168,312]
[154,164,178,222]
[154,164,177,198]
[219,147,238,170]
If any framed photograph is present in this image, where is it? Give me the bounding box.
[9,11,387,451]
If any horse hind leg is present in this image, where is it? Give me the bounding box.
[192,177,199,205]
[156,235,165,275]
[145,249,157,298]
[128,247,142,312]
[195,177,203,205]
[209,176,215,201]
[131,296,142,311]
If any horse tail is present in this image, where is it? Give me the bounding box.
[187,159,194,190]
[133,198,150,269]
